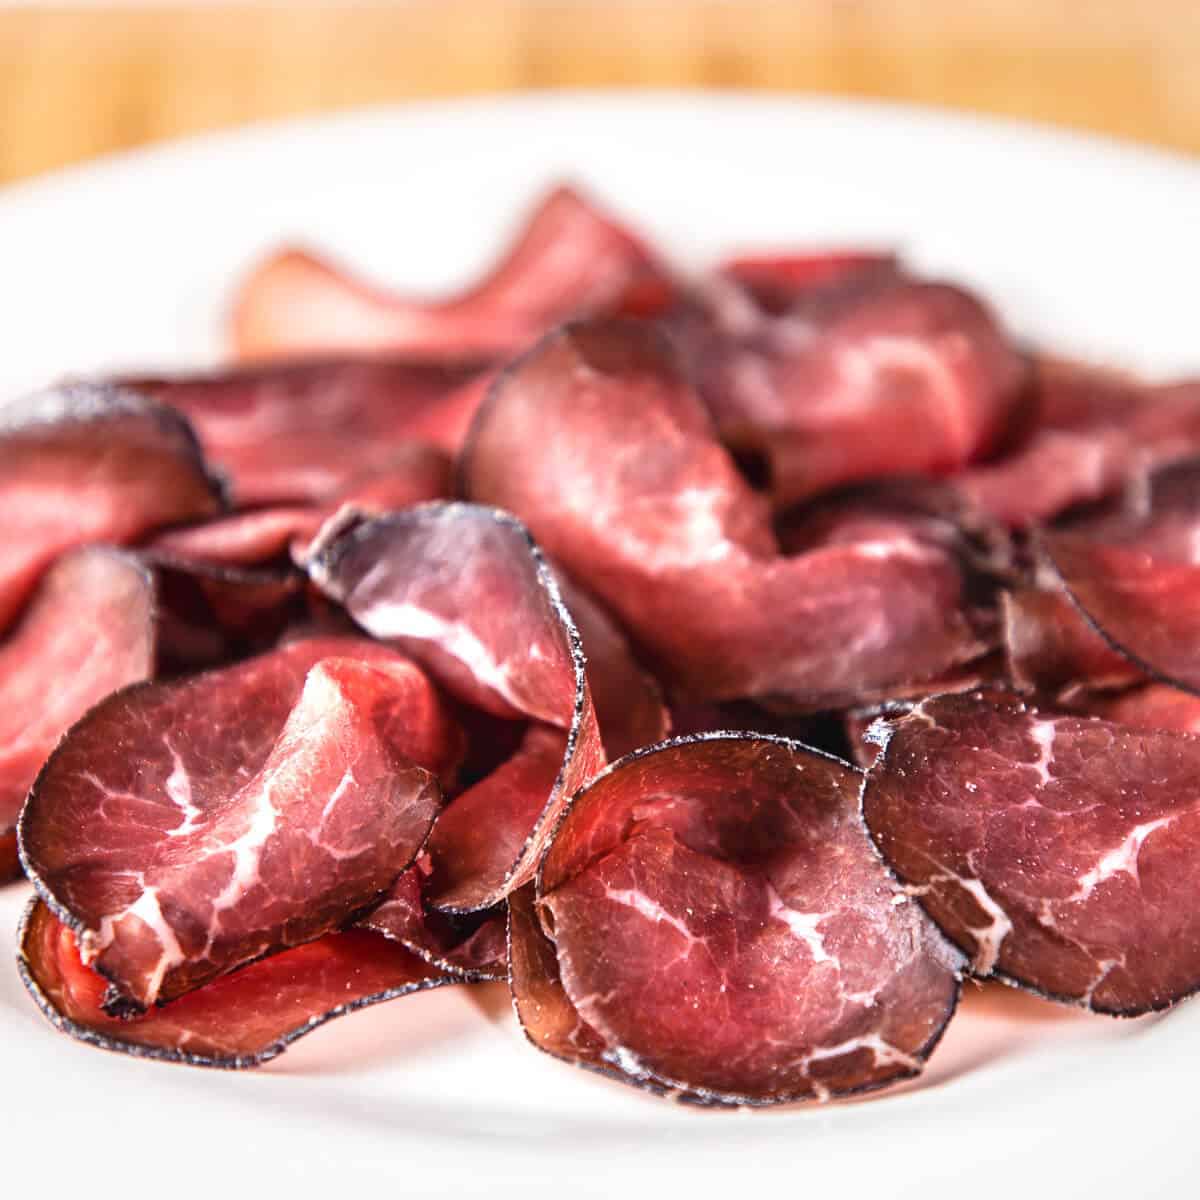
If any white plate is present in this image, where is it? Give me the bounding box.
[2,94,1198,1199]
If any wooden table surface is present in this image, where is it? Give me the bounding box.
[1,2,1198,185]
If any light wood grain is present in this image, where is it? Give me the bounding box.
[1,3,1197,184]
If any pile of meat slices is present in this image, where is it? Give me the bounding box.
[7,184,1200,1106]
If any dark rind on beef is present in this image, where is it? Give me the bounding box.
[17,897,473,1069]
[307,502,602,911]
[518,730,962,1106]
[860,690,1200,1016]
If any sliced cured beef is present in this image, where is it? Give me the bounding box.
[513,733,962,1104]
[463,320,988,709]
[862,691,1200,1014]
[359,865,507,979]
[958,360,1200,526]
[127,361,480,504]
[683,281,1025,507]
[0,548,155,881]
[231,185,667,362]
[1041,458,1200,694]
[0,383,223,633]
[1000,586,1143,700]
[19,898,457,1067]
[19,637,461,1011]
[307,504,605,910]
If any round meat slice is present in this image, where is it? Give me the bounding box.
[514,733,962,1105]
[862,691,1200,1015]
[19,636,461,1011]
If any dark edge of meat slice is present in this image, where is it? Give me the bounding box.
[516,730,963,1107]
[1035,531,1200,702]
[858,691,1199,1017]
[15,897,481,1069]
[307,501,595,912]
[6,382,231,509]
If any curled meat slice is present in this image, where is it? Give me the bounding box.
[862,691,1200,1014]
[464,320,987,708]
[0,383,223,632]
[717,250,900,314]
[1041,458,1200,694]
[19,637,461,1010]
[687,281,1025,507]
[0,548,155,881]
[128,361,480,504]
[19,899,457,1067]
[231,185,665,362]
[308,504,605,910]
[514,733,961,1104]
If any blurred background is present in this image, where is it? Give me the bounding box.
[1,1,1198,185]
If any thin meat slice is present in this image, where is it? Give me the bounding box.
[307,504,605,910]
[1042,458,1200,694]
[1000,586,1143,700]
[862,691,1200,1014]
[0,383,223,633]
[463,320,987,709]
[127,361,481,504]
[684,282,1025,507]
[231,185,666,362]
[359,866,507,980]
[19,898,457,1067]
[19,637,461,1011]
[959,361,1200,527]
[148,448,454,570]
[513,733,961,1104]
[0,548,155,881]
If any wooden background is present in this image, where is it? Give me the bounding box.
[1,2,1198,185]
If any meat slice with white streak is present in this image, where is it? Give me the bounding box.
[463,320,988,709]
[307,504,608,911]
[513,732,962,1104]
[19,636,462,1011]
[862,691,1200,1014]
[0,548,155,881]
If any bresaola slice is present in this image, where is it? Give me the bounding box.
[0,548,155,881]
[687,281,1026,508]
[231,185,667,362]
[0,383,223,632]
[863,691,1200,1014]
[128,361,480,504]
[464,320,988,708]
[19,899,456,1067]
[513,733,962,1104]
[1041,458,1200,694]
[19,636,461,1011]
[307,504,606,910]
